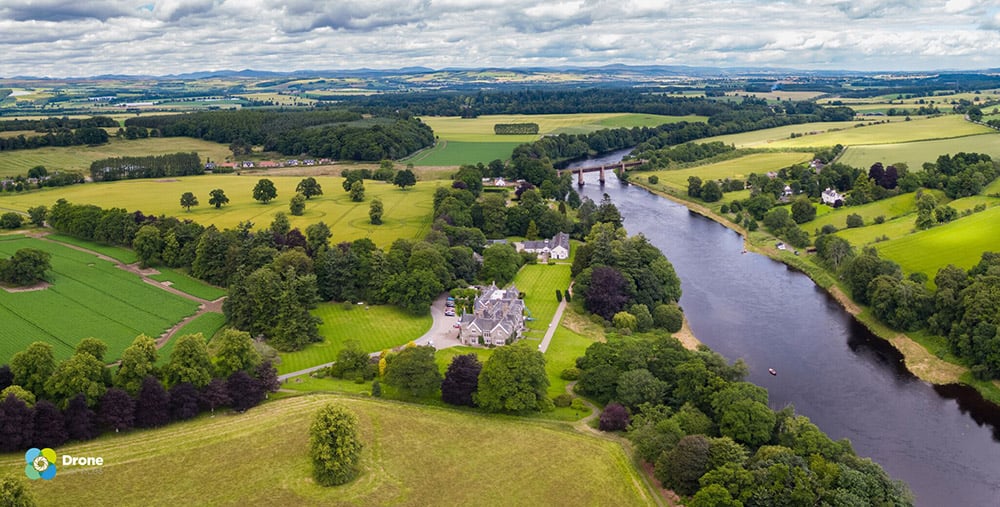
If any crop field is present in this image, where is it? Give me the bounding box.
[644,152,813,192]
[726,90,827,101]
[402,140,523,166]
[0,175,439,247]
[512,263,572,337]
[695,121,863,148]
[44,233,138,263]
[765,115,992,149]
[156,312,227,365]
[875,206,1000,282]
[838,133,1000,169]
[0,394,652,507]
[277,303,432,374]
[0,137,232,177]
[407,113,707,167]
[0,236,198,363]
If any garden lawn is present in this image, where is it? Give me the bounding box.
[512,263,572,336]
[277,303,432,374]
[544,325,598,399]
[837,133,1000,170]
[0,236,198,363]
[875,206,1000,283]
[0,137,232,178]
[766,115,992,149]
[645,152,813,193]
[0,394,653,507]
[0,174,439,247]
[156,312,227,365]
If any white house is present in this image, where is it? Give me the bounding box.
[458,284,527,346]
[821,188,844,205]
[517,232,571,260]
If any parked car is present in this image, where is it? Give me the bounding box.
[445,301,455,307]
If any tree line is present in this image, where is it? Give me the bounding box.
[0,127,109,152]
[0,116,117,132]
[0,331,278,453]
[90,152,203,181]
[573,333,913,505]
[494,123,539,134]
[123,109,362,145]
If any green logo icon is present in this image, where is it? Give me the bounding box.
[25,448,57,480]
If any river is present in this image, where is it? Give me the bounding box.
[568,149,1000,506]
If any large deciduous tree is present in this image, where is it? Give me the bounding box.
[63,394,98,441]
[9,342,56,399]
[393,169,416,190]
[212,329,262,378]
[310,403,363,486]
[226,370,263,412]
[0,394,34,452]
[208,188,230,208]
[0,473,37,507]
[134,376,170,428]
[655,434,712,496]
[441,354,482,406]
[132,224,163,268]
[369,198,384,225]
[475,343,551,413]
[0,249,51,287]
[165,333,214,388]
[44,351,107,406]
[252,178,278,204]
[384,346,442,397]
[583,266,631,320]
[98,387,135,433]
[296,177,323,199]
[115,335,158,395]
[30,400,67,448]
[180,191,199,212]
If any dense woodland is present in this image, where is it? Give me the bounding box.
[90,152,204,181]
[124,109,435,161]
[0,116,118,132]
[0,126,109,151]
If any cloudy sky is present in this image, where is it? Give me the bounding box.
[2,0,1000,77]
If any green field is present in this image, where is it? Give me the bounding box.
[406,113,707,167]
[44,233,138,263]
[644,152,813,193]
[0,175,439,247]
[695,121,862,148]
[0,236,198,363]
[810,191,939,235]
[875,206,1000,282]
[402,140,523,166]
[513,263,573,338]
[0,137,233,177]
[766,115,992,149]
[148,267,227,301]
[277,303,433,374]
[838,133,1000,169]
[156,312,227,365]
[0,394,653,506]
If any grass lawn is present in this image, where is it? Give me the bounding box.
[0,394,653,506]
[148,267,227,301]
[695,121,861,148]
[0,137,233,178]
[544,325,599,399]
[837,133,1000,169]
[765,115,992,149]
[277,303,432,374]
[875,205,1000,282]
[513,263,572,336]
[44,233,138,264]
[401,140,523,166]
[0,175,439,247]
[156,312,227,365]
[644,152,813,193]
[0,236,198,363]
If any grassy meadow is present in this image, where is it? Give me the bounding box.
[148,267,227,301]
[0,394,653,507]
[809,191,942,236]
[277,303,433,374]
[875,205,1000,283]
[402,140,523,166]
[0,137,233,177]
[643,152,813,193]
[0,175,440,247]
[0,236,198,363]
[837,133,1000,169]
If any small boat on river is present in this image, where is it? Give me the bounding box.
[768,368,777,376]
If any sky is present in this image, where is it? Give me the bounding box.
[2,0,1000,77]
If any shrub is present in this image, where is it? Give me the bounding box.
[599,402,630,431]
[570,398,586,411]
[560,367,581,381]
[846,213,864,228]
[648,175,659,184]
[553,394,573,408]
[653,304,684,332]
[874,215,886,224]
[0,212,23,229]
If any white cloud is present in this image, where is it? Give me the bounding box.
[0,0,998,76]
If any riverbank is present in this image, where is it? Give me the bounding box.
[628,178,1000,405]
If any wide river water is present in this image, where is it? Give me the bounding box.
[567,150,1000,506]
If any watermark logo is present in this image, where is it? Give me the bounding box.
[24,448,57,480]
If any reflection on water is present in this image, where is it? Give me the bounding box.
[569,152,1000,506]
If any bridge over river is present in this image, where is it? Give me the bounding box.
[556,159,645,185]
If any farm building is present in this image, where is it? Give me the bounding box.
[458,284,526,346]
